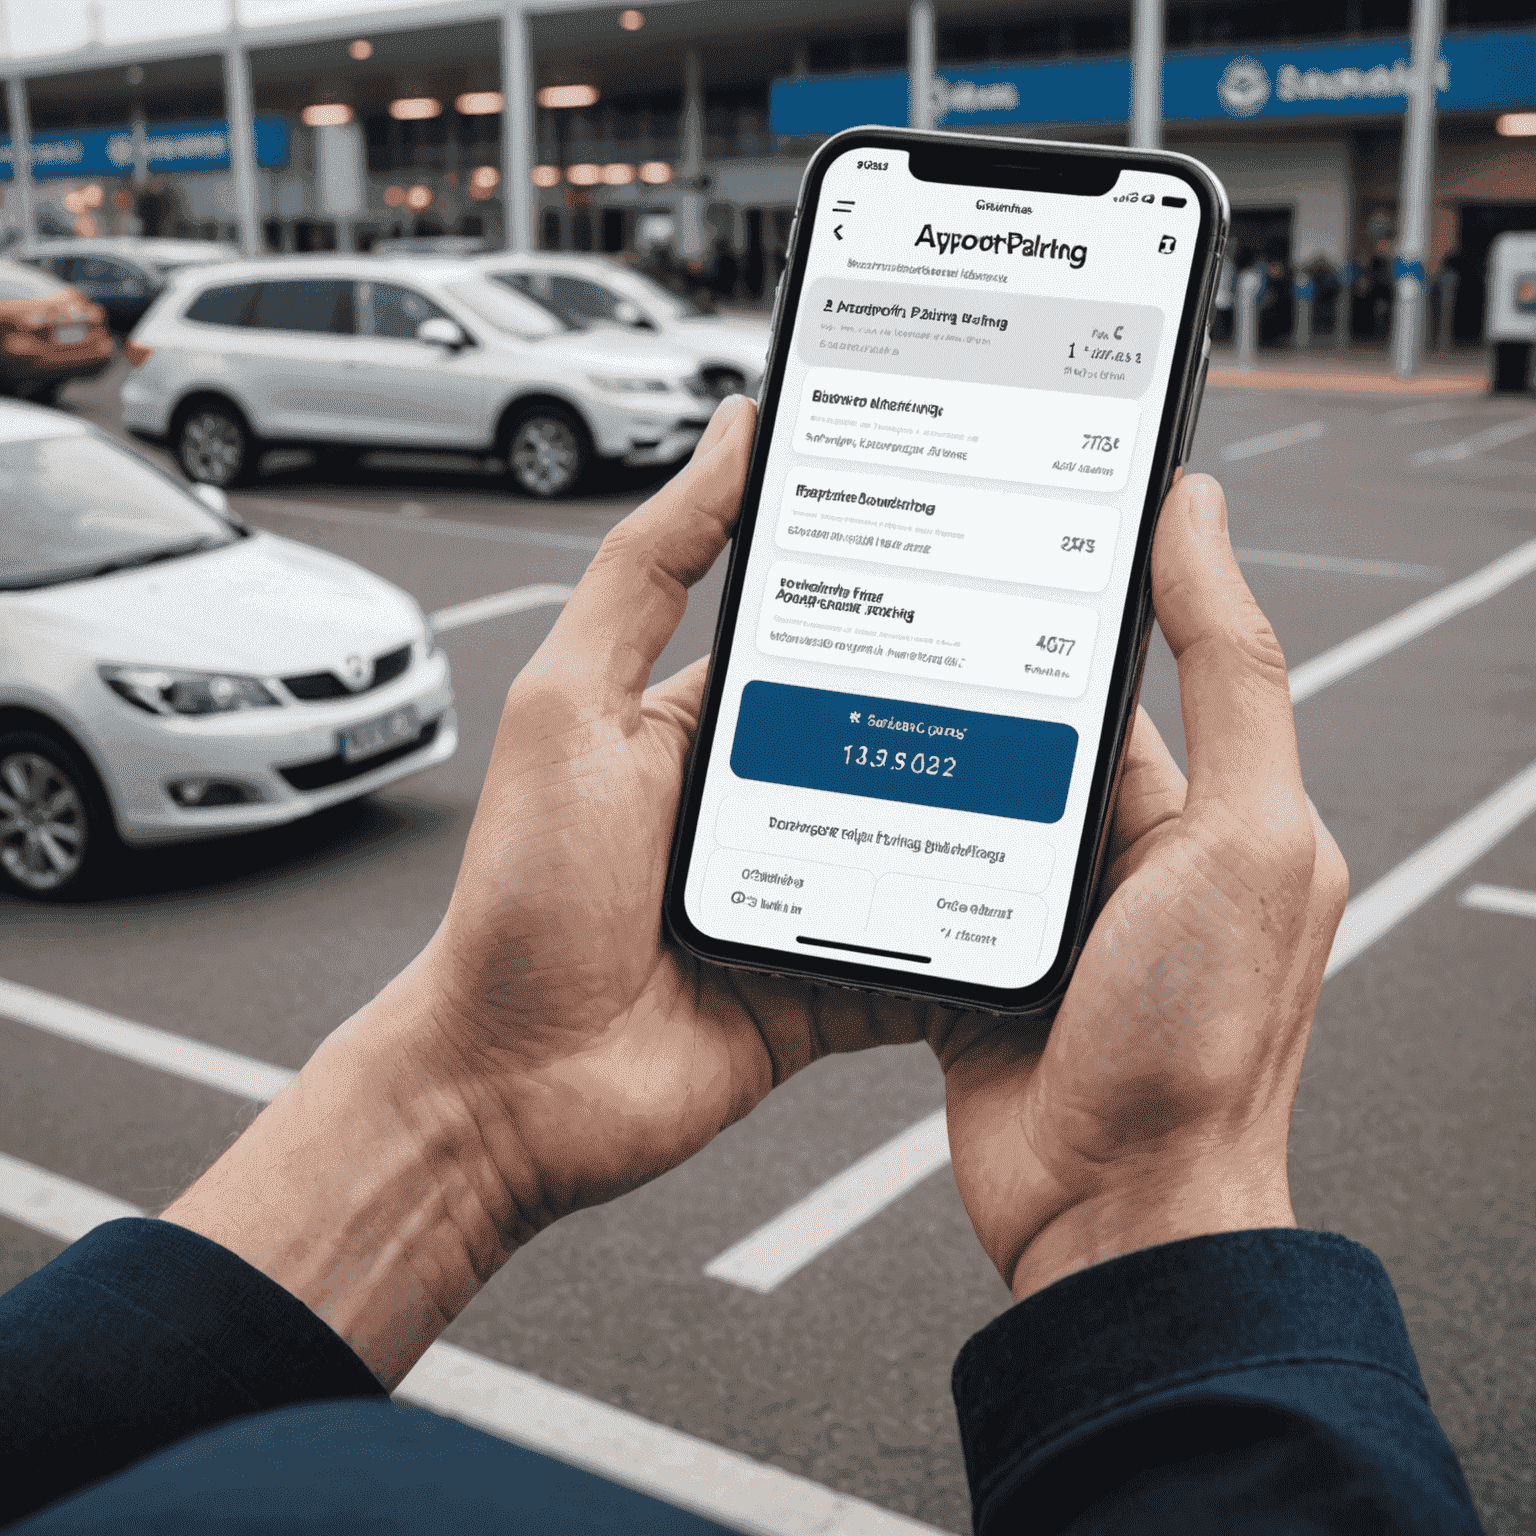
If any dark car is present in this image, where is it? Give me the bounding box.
[19,239,236,334]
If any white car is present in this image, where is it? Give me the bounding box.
[0,403,455,899]
[469,252,768,402]
[120,255,715,498]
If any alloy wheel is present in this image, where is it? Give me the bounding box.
[180,410,246,486]
[0,751,87,893]
[509,415,581,497]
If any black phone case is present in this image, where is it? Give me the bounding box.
[663,126,1230,1016]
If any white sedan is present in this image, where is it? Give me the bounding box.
[0,403,455,899]
[469,252,768,403]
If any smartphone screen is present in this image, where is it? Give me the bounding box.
[669,133,1222,1010]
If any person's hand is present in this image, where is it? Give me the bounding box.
[935,472,1349,1300]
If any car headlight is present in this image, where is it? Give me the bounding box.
[587,373,672,394]
[100,664,280,716]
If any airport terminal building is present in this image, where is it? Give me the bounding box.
[2,0,1532,339]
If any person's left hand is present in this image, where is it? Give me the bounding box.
[403,395,941,1245]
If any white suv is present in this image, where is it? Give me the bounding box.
[120,257,716,497]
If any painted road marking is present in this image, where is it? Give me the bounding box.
[238,495,605,554]
[1325,761,1536,976]
[704,1112,951,1294]
[0,1153,947,1536]
[1234,547,1443,582]
[429,582,575,635]
[1410,413,1536,467]
[0,977,292,1103]
[706,757,1536,1292]
[1219,420,1328,461]
[1288,537,1536,704]
[0,1150,141,1242]
[1458,883,1536,921]
[1381,402,1470,427]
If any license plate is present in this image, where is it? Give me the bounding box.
[54,324,87,345]
[339,704,419,762]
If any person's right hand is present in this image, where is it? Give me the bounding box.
[936,472,1349,1301]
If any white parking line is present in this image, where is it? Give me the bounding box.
[1326,760,1536,976]
[1233,547,1443,581]
[0,1151,141,1243]
[1288,537,1536,704]
[0,1151,947,1536]
[705,756,1536,1292]
[428,582,575,635]
[0,977,292,1103]
[1410,412,1536,467]
[1219,419,1327,461]
[704,1112,951,1294]
[238,495,605,554]
[1458,883,1536,920]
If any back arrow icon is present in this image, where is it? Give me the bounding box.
[834,224,843,240]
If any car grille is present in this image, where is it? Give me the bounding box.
[278,718,440,792]
[282,644,412,701]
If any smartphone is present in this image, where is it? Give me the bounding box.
[664,127,1228,1015]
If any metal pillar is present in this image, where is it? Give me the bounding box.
[221,29,261,255]
[908,0,935,131]
[1130,0,1163,150]
[4,74,36,246]
[500,1,534,252]
[1392,0,1442,378]
[678,48,705,262]
[1235,266,1263,368]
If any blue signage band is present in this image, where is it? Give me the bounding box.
[0,115,289,181]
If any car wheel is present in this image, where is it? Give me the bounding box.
[0,731,119,901]
[700,366,747,402]
[504,405,589,498]
[177,403,255,487]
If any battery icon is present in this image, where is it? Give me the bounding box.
[1162,195,1187,208]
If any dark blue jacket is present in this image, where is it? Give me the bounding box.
[0,1220,1483,1532]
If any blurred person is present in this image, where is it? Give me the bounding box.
[708,234,739,301]
[1259,254,1294,345]
[0,398,1482,1534]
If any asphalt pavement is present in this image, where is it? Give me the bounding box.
[2,355,1532,1532]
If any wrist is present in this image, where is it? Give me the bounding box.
[1009,1155,1294,1302]
[162,961,520,1389]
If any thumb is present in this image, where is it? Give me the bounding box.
[538,395,756,710]
[1151,474,1309,836]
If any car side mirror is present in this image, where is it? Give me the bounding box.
[417,317,467,349]
[192,482,231,516]
[613,300,644,326]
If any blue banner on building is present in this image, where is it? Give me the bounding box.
[0,115,289,181]
[770,27,1536,136]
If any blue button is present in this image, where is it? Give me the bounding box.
[730,681,1078,824]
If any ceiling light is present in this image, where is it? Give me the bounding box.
[470,165,500,190]
[383,185,407,206]
[638,161,671,184]
[456,91,504,115]
[602,162,635,185]
[619,9,644,28]
[389,97,442,121]
[1496,112,1536,137]
[405,185,434,210]
[566,163,601,186]
[537,84,599,109]
[302,103,353,127]
[530,165,561,188]
[349,39,372,60]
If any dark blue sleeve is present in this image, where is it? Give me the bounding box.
[0,1217,384,1527]
[951,1229,1484,1535]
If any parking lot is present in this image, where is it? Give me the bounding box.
[2,354,1533,1533]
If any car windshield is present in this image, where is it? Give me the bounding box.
[0,265,67,301]
[441,278,567,340]
[0,430,236,590]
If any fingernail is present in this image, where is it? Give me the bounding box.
[1188,477,1228,537]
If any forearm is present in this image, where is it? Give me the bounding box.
[162,956,515,1390]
